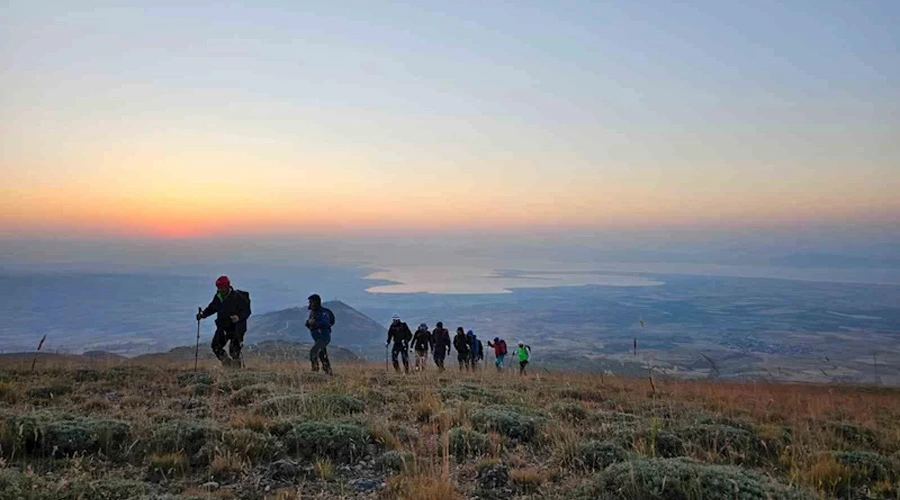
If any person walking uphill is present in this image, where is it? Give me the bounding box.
[467,330,483,371]
[305,294,335,375]
[386,314,412,373]
[196,275,251,369]
[487,337,508,372]
[431,322,451,371]
[453,327,471,371]
[515,341,532,376]
[412,323,431,371]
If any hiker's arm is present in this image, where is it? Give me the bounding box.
[200,297,218,318]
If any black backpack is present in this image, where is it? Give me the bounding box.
[322,307,336,326]
[235,289,251,308]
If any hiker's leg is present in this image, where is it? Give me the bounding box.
[309,342,321,372]
[318,342,332,375]
[391,346,401,372]
[211,329,229,365]
[229,331,244,368]
[401,349,410,373]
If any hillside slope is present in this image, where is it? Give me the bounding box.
[1,357,899,499]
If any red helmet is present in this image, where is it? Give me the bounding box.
[215,275,231,288]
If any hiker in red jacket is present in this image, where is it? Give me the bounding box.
[487,337,508,372]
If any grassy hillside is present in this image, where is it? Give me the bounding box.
[0,355,899,499]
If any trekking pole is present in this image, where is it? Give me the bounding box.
[384,344,388,372]
[194,307,202,372]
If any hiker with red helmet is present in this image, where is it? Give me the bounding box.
[487,337,508,372]
[196,276,251,368]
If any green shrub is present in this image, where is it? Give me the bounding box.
[27,382,72,400]
[148,452,189,480]
[551,401,589,423]
[470,405,543,442]
[449,427,490,457]
[833,450,900,483]
[282,421,370,463]
[676,423,775,465]
[578,440,629,470]
[0,382,19,404]
[376,450,415,472]
[218,371,278,392]
[176,372,212,387]
[73,369,101,383]
[254,393,364,419]
[612,428,686,458]
[0,469,150,500]
[229,383,277,406]
[1,414,130,458]
[581,457,817,500]
[222,429,283,464]
[439,383,491,402]
[150,420,219,465]
[827,421,880,449]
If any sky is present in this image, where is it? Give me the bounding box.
[1,1,898,268]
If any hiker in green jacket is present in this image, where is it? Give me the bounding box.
[515,341,531,376]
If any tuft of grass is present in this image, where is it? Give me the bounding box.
[448,427,489,458]
[210,451,246,482]
[414,391,442,423]
[313,458,335,481]
[509,467,546,494]
[469,405,543,442]
[386,472,462,500]
[369,420,402,451]
[229,413,271,433]
[282,420,371,463]
[254,393,364,419]
[148,452,189,478]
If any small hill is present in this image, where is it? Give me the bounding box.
[247,300,385,349]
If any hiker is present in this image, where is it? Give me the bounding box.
[467,330,483,371]
[487,337,508,372]
[412,323,431,371]
[515,341,532,376]
[305,294,335,375]
[453,327,471,371]
[196,275,251,369]
[386,314,412,373]
[431,322,451,371]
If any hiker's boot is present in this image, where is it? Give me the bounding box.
[392,361,401,373]
[323,360,333,376]
[311,360,320,372]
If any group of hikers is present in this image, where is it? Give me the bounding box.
[385,315,531,375]
[195,276,531,376]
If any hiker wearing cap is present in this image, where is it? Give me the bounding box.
[515,341,532,376]
[431,322,451,371]
[453,327,471,371]
[412,323,431,371]
[386,314,412,373]
[305,294,335,375]
[196,276,252,368]
[487,337,508,372]
[467,330,483,371]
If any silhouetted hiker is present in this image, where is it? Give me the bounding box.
[467,330,483,371]
[453,327,471,371]
[412,323,431,371]
[515,341,531,376]
[386,314,412,373]
[431,322,451,371]
[305,294,335,375]
[487,337,508,372]
[197,275,251,369]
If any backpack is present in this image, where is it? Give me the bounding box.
[498,340,507,356]
[322,307,336,327]
[236,289,251,307]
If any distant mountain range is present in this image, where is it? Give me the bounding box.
[247,300,386,350]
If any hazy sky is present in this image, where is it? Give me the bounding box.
[2,1,898,241]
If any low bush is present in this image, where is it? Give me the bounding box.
[581,457,817,500]
[550,401,589,423]
[229,383,277,406]
[376,450,415,473]
[676,423,776,465]
[449,427,490,457]
[222,428,283,464]
[282,420,370,463]
[470,405,543,442]
[578,440,629,470]
[612,427,686,458]
[1,413,130,458]
[150,419,219,465]
[254,393,364,419]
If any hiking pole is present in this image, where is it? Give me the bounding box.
[384,344,388,372]
[194,307,202,372]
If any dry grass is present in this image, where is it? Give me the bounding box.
[1,357,899,498]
